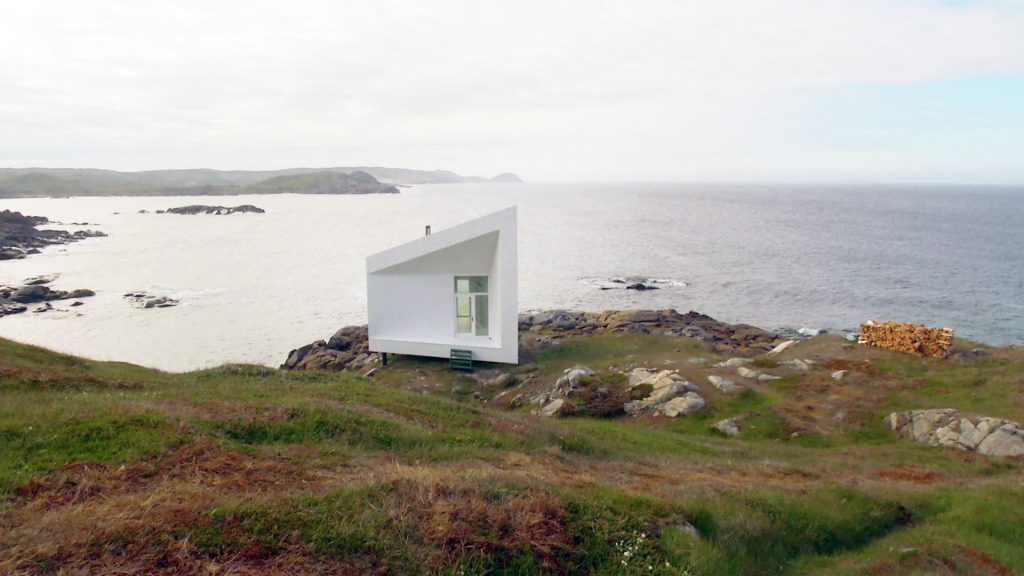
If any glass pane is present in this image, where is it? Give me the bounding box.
[475,295,488,336]
[469,276,488,293]
[456,295,471,317]
[455,276,488,293]
[456,295,472,334]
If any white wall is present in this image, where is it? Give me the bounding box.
[366,207,517,364]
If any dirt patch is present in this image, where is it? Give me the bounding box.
[875,466,943,485]
[954,544,1016,576]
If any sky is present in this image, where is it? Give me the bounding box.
[1,0,1023,183]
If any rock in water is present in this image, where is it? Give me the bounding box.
[163,204,266,215]
[625,283,659,291]
[886,409,1024,457]
[0,301,28,316]
[10,285,50,303]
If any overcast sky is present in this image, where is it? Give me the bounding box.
[1,0,1023,182]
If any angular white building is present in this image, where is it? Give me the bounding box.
[366,206,518,364]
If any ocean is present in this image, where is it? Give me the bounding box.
[1,182,1022,371]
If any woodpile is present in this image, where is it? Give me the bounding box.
[858,320,954,359]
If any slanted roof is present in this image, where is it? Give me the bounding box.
[366,206,516,274]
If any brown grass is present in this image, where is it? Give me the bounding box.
[875,466,943,485]
[391,479,570,569]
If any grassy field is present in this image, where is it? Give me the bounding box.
[1,333,1022,575]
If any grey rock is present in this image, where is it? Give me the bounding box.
[708,375,744,394]
[766,339,797,356]
[491,372,516,388]
[11,285,50,303]
[737,366,761,379]
[660,393,706,417]
[539,398,572,418]
[713,418,741,436]
[886,409,1024,457]
[24,275,57,285]
[715,358,753,368]
[0,300,28,316]
[326,332,354,351]
[782,359,812,371]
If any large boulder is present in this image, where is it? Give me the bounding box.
[539,398,574,418]
[886,409,1024,457]
[660,393,706,418]
[625,369,699,415]
[10,285,50,303]
[281,324,374,372]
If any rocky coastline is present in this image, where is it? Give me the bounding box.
[280,309,782,374]
[0,209,106,260]
[0,275,95,317]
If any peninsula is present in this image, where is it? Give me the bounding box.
[0,167,523,198]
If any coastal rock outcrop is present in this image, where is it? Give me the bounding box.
[0,209,107,260]
[280,325,378,372]
[885,409,1024,457]
[283,309,781,374]
[159,205,265,215]
[518,309,780,353]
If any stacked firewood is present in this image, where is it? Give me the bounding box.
[859,321,955,359]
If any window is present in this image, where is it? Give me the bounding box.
[454,276,488,336]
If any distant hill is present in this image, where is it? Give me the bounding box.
[490,172,523,183]
[0,166,522,198]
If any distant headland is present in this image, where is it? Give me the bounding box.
[0,166,523,198]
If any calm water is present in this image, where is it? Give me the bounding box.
[1,183,1022,371]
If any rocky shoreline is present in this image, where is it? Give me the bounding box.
[0,275,95,317]
[280,309,782,373]
[0,209,106,260]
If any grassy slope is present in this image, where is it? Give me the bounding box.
[0,335,1022,575]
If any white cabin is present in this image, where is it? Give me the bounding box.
[366,206,518,364]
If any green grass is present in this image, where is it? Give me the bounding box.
[1,335,1023,574]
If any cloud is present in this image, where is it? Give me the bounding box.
[1,0,1022,180]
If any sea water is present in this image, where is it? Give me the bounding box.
[1,182,1021,371]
